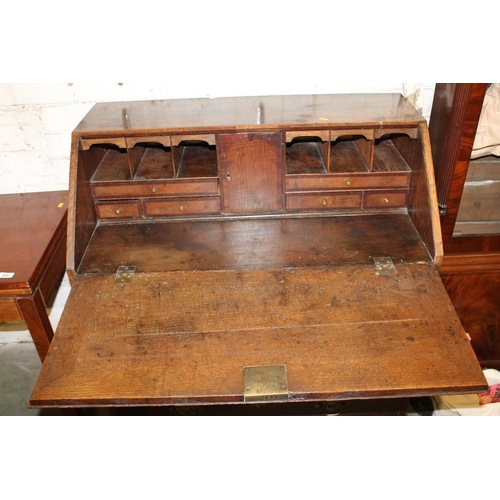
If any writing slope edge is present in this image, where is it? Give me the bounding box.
[29,265,487,407]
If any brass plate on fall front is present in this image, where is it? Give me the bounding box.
[243,365,289,402]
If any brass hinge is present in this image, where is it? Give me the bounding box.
[243,365,289,402]
[115,265,136,283]
[373,257,396,276]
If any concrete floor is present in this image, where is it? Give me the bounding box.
[0,273,70,416]
[0,341,63,415]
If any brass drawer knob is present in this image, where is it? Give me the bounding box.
[345,180,351,186]
[384,198,390,204]
[151,187,156,193]
[179,205,184,211]
[115,208,121,215]
[322,199,327,207]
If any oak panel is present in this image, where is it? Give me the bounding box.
[30,264,486,407]
[78,215,432,275]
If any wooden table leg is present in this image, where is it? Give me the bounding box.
[17,288,54,362]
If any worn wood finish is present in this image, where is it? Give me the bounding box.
[330,140,370,173]
[73,94,424,135]
[401,125,443,266]
[373,140,411,172]
[175,144,217,178]
[286,141,327,174]
[30,94,488,410]
[0,191,68,361]
[218,133,283,214]
[30,263,485,407]
[68,145,102,280]
[134,146,174,180]
[77,215,431,275]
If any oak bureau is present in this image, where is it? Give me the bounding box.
[29,94,487,413]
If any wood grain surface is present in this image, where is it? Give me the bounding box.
[78,215,431,275]
[30,263,486,407]
[73,94,424,136]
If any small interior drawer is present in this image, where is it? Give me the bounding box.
[286,172,410,192]
[286,192,362,212]
[364,191,408,209]
[92,179,219,200]
[95,200,142,219]
[143,197,221,217]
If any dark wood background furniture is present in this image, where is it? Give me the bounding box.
[0,191,68,361]
[429,84,500,369]
[29,94,487,413]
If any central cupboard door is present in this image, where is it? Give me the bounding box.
[218,133,283,214]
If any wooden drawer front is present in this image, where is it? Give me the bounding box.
[96,201,142,219]
[92,179,219,200]
[286,192,362,212]
[143,197,221,217]
[286,173,410,192]
[364,191,408,209]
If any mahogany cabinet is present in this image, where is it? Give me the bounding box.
[29,94,487,413]
[0,191,68,361]
[429,84,500,369]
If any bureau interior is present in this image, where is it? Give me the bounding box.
[89,139,218,182]
[86,130,415,182]
[284,131,414,174]
[69,123,435,273]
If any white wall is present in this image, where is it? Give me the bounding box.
[0,82,435,345]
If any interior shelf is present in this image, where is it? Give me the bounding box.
[90,133,412,185]
[91,147,130,182]
[90,141,218,183]
[286,139,327,174]
[285,133,413,175]
[135,145,174,180]
[373,139,411,172]
[175,142,218,178]
[329,137,370,173]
